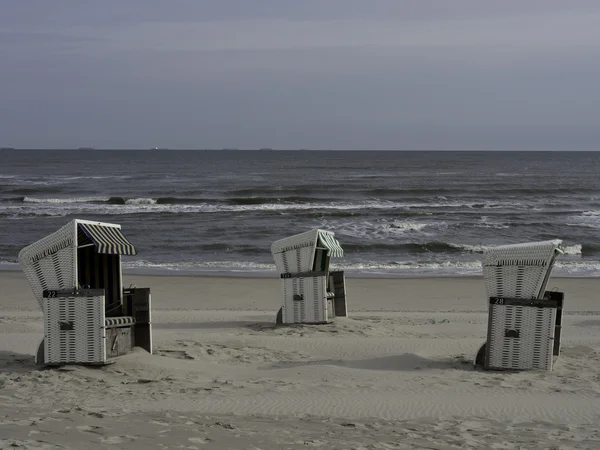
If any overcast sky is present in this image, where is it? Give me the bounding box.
[1,0,599,150]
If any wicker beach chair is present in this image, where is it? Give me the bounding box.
[476,239,564,371]
[271,229,347,324]
[18,219,152,365]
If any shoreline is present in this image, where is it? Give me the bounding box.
[3,269,599,313]
[2,262,599,280]
[5,266,600,281]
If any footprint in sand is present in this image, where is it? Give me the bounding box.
[0,439,67,449]
[76,425,102,432]
[189,436,211,444]
[156,349,195,360]
[100,435,137,444]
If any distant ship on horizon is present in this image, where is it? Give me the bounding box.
[151,147,169,150]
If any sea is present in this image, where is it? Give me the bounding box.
[0,149,598,278]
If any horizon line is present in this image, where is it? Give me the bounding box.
[2,148,599,152]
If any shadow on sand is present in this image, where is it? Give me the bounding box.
[153,320,273,330]
[265,353,476,372]
[0,351,38,373]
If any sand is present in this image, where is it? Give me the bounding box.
[1,270,600,449]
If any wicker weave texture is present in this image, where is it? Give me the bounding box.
[487,304,556,370]
[271,229,320,257]
[273,246,315,274]
[482,240,562,300]
[281,276,327,324]
[43,293,106,364]
[19,223,75,308]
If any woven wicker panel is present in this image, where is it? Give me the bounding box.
[272,252,286,274]
[482,240,561,300]
[487,304,555,370]
[484,265,550,299]
[281,276,327,323]
[271,229,319,256]
[19,223,76,308]
[43,292,106,364]
[271,229,343,258]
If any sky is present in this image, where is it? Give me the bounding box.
[1,0,600,150]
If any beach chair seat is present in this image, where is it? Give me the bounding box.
[476,240,564,371]
[271,229,348,324]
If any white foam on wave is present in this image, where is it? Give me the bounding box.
[120,254,598,277]
[562,244,583,255]
[123,259,484,275]
[389,221,428,232]
[123,260,276,272]
[7,199,406,216]
[9,196,537,217]
[321,219,439,243]
[566,211,600,229]
[474,216,510,229]
[555,260,600,275]
[125,198,157,205]
[447,242,582,256]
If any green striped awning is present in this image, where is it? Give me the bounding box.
[317,231,344,258]
[78,223,137,255]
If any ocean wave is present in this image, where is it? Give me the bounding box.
[562,244,583,255]
[1,197,404,214]
[23,196,111,204]
[226,196,323,205]
[122,258,484,274]
[12,195,536,210]
[338,241,491,254]
[120,257,599,277]
[400,242,485,254]
[125,198,157,205]
[565,211,600,229]
[390,241,583,255]
[447,242,582,255]
[473,217,510,229]
[389,221,428,232]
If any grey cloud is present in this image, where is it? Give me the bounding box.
[1,1,599,150]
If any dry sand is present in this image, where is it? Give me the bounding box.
[1,270,600,449]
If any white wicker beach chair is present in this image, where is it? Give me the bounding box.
[271,229,347,324]
[476,239,564,371]
[18,219,152,365]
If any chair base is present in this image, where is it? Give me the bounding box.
[474,342,486,368]
[481,294,561,371]
[35,338,117,367]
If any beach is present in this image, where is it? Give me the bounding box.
[1,270,600,449]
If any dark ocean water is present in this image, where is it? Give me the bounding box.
[0,149,598,277]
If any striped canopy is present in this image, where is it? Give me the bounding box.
[78,223,137,255]
[317,230,344,258]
